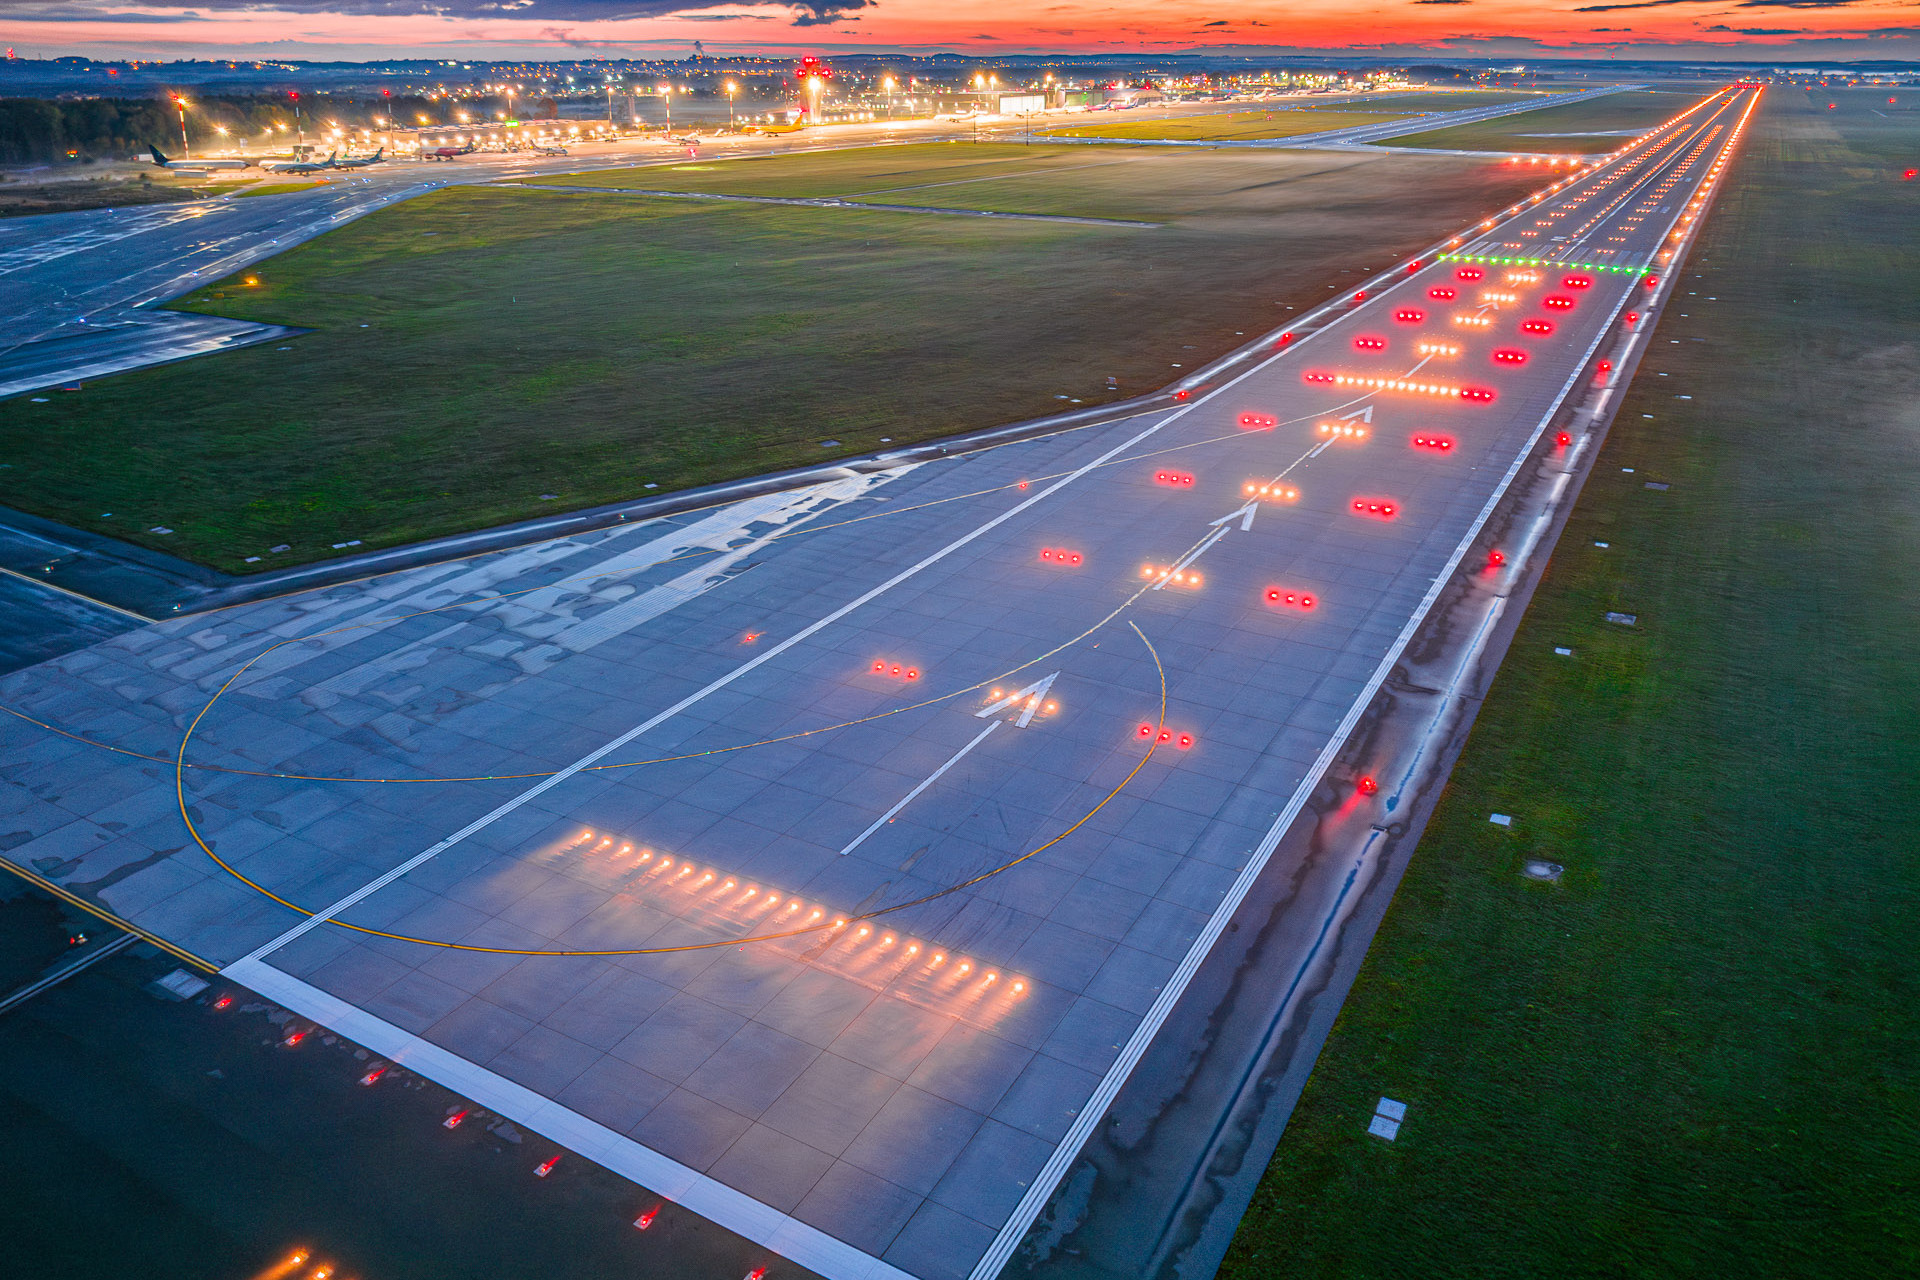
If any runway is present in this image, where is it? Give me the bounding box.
[0,85,1758,1280]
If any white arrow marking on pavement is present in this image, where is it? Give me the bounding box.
[1341,405,1375,423]
[838,720,1001,857]
[974,671,1060,728]
[1209,499,1259,533]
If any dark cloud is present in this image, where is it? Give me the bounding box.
[1203,17,1228,23]
[1706,22,1808,30]
[6,5,209,16]
[0,0,871,26]
[1412,1,1472,6]
[1573,0,1703,12]
[1735,0,1868,6]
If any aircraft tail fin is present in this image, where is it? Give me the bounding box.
[149,144,171,166]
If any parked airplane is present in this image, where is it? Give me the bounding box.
[423,144,475,161]
[264,151,336,174]
[329,148,385,170]
[530,144,568,156]
[148,145,251,171]
[668,133,702,147]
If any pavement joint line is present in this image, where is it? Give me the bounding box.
[968,87,1749,1279]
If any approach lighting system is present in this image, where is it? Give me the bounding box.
[1353,335,1387,352]
[1038,547,1082,566]
[1393,307,1426,324]
[1520,319,1556,335]
[1350,497,1400,519]
[1428,286,1458,301]
[1492,348,1528,365]
[1244,480,1301,502]
[1239,410,1279,429]
[1411,433,1456,451]
[1264,587,1316,610]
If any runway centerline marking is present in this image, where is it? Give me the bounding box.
[837,719,1001,858]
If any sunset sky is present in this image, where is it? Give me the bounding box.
[6,0,1919,63]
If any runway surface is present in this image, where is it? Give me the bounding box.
[0,86,1756,1280]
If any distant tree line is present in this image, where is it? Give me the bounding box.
[0,92,444,166]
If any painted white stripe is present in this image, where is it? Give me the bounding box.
[965,94,1749,1279]
[222,958,916,1280]
[839,720,999,857]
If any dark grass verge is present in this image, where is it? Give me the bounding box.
[1220,88,1919,1279]
[1391,90,1705,155]
[0,144,1545,573]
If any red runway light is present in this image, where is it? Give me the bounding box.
[1264,587,1317,610]
[1353,335,1387,352]
[535,1156,561,1178]
[1239,410,1280,428]
[1302,371,1334,384]
[1412,433,1456,451]
[1624,311,1640,326]
[1407,259,1422,271]
[1520,319,1555,335]
[1154,470,1196,487]
[1542,295,1574,311]
[1596,359,1613,373]
[360,1065,387,1086]
[1138,724,1154,738]
[1906,169,1918,180]
[212,995,233,1010]
[1277,332,1296,345]
[1456,266,1484,281]
[1353,290,1368,301]
[1357,776,1379,796]
[1488,549,1507,568]
[1492,348,1528,365]
[1350,497,1399,519]
[1461,386,1497,403]
[1428,286,1458,302]
[1173,389,1190,401]
[445,1109,469,1129]
[634,1206,661,1231]
[1178,734,1193,749]
[1556,431,1572,447]
[1393,307,1426,324]
[1643,275,1659,288]
[1562,274,1593,289]
[1039,548,1083,565]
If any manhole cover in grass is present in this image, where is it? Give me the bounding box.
[1523,860,1564,881]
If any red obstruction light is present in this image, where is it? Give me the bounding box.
[1542,295,1575,311]
[1393,307,1427,324]
[1456,266,1485,281]
[1492,348,1528,365]
[1353,335,1387,352]
[1412,433,1456,451]
[1239,410,1279,429]
[1460,386,1498,403]
[1428,286,1458,301]
[1357,776,1379,796]
[1154,469,1195,487]
[1520,319,1555,336]
[1562,274,1593,289]
[1039,548,1083,566]
[1264,587,1317,610]
[1350,497,1400,520]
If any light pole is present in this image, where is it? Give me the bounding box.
[170,93,189,158]
[660,85,672,132]
[726,80,737,129]
[882,75,895,119]
[805,75,822,126]
[288,90,303,157]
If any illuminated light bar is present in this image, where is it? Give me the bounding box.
[1136,723,1195,749]
[1416,340,1461,357]
[1140,563,1203,588]
[1350,497,1400,520]
[1038,547,1083,566]
[1353,335,1387,352]
[1393,307,1427,324]
[1315,421,1371,441]
[1302,371,1335,384]
[1315,373,1491,402]
[1491,348,1528,365]
[869,659,921,681]
[1520,319,1556,335]
[1427,286,1457,301]
[1412,433,1456,451]
[1264,587,1317,610]
[1153,469,1195,487]
[1239,410,1280,428]
[1456,266,1485,281]
[1452,313,1492,328]
[1243,480,1301,502]
[1504,269,1541,284]
[1437,253,1654,276]
[1542,295,1575,311]
[1481,290,1518,304]
[1563,274,1594,289]
[1461,386,1497,402]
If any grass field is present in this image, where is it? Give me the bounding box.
[1391,89,1706,154]
[1221,89,1920,1278]
[1035,111,1413,142]
[235,181,322,199]
[0,143,1546,572]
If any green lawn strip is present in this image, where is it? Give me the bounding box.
[1222,90,1920,1278]
[1391,89,1706,155]
[234,182,323,199]
[0,150,1544,573]
[1038,111,1412,143]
